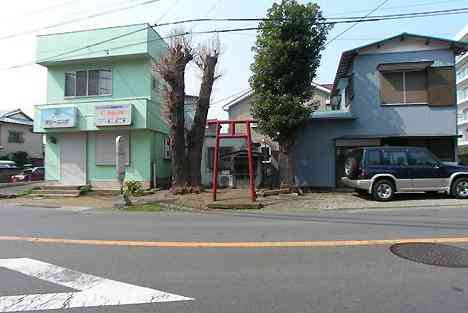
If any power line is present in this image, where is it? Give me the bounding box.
[154,7,468,26]
[2,7,468,71]
[329,0,465,16]
[325,0,391,47]
[0,0,163,41]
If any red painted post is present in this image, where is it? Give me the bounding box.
[212,121,221,201]
[245,121,257,202]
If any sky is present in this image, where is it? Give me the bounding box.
[0,0,466,120]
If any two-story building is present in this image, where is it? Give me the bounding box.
[456,25,468,148]
[294,33,467,188]
[0,109,43,163]
[34,24,171,188]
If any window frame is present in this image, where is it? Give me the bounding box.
[379,70,429,106]
[8,130,24,144]
[64,68,112,98]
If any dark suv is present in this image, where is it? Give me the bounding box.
[341,146,468,201]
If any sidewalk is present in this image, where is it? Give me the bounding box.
[0,182,42,197]
[2,188,468,212]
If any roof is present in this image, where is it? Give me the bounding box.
[331,33,468,95]
[222,82,332,112]
[0,109,34,126]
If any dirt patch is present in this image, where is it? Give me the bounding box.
[3,188,468,212]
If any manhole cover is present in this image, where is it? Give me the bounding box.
[390,243,468,268]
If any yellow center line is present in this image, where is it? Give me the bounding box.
[1,236,468,248]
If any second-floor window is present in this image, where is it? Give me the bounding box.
[379,63,455,106]
[65,69,112,97]
[8,131,24,143]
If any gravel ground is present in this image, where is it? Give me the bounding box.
[2,189,468,211]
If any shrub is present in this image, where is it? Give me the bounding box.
[79,185,92,195]
[123,180,143,196]
[11,151,29,168]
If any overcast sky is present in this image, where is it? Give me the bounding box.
[0,0,466,119]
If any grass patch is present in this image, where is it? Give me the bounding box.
[123,203,164,212]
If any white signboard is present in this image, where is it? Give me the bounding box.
[95,104,132,126]
[41,107,77,128]
[0,258,193,312]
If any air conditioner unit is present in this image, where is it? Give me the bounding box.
[218,174,235,188]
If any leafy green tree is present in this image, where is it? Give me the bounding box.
[250,0,331,188]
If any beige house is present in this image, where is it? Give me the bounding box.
[0,109,43,161]
[222,83,331,187]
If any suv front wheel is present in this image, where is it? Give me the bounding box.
[451,177,468,199]
[372,179,395,202]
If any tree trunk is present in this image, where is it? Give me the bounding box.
[154,34,193,193]
[170,72,188,189]
[187,48,219,190]
[279,139,295,190]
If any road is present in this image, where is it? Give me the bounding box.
[0,203,468,312]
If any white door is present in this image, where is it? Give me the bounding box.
[60,133,87,186]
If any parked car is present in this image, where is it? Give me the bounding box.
[10,167,44,183]
[0,166,20,183]
[0,160,16,168]
[341,146,468,201]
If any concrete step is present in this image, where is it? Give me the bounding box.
[41,185,83,190]
[32,189,81,195]
[29,192,80,198]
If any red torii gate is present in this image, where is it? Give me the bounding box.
[208,119,257,202]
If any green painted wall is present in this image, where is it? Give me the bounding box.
[44,134,60,181]
[37,24,150,64]
[86,130,152,183]
[45,58,150,103]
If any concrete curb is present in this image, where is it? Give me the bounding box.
[329,203,468,211]
[0,182,37,189]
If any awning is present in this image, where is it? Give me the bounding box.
[334,134,460,140]
[377,61,434,72]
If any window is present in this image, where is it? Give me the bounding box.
[366,150,381,165]
[65,72,76,97]
[380,70,427,104]
[408,149,438,166]
[380,65,455,106]
[95,131,130,165]
[163,136,171,160]
[8,131,24,143]
[64,69,112,97]
[382,150,408,166]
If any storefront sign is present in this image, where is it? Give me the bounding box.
[95,104,132,126]
[41,107,77,128]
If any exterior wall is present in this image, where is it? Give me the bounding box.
[295,49,458,187]
[456,26,468,146]
[44,130,170,188]
[44,134,60,182]
[0,122,43,158]
[35,24,170,187]
[37,24,157,63]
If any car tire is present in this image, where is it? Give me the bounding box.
[344,157,359,179]
[451,177,468,199]
[372,179,395,202]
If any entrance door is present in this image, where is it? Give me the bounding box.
[60,133,87,186]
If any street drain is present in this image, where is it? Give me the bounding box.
[390,243,468,268]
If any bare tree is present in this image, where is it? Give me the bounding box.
[155,31,221,193]
[155,32,193,192]
[187,39,221,191]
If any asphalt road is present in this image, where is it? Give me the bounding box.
[0,203,468,312]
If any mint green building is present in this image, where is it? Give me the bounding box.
[34,24,171,188]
